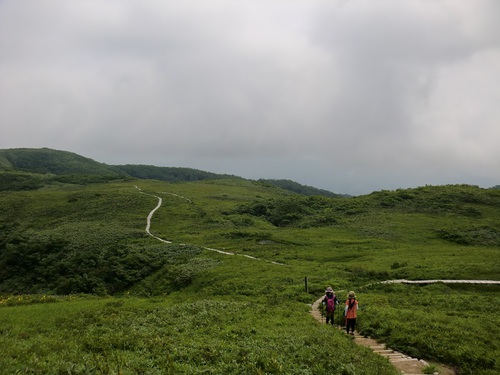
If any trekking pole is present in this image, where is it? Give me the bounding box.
[337,303,339,327]
[322,302,325,324]
[338,303,341,328]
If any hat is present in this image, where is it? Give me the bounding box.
[325,287,334,293]
[348,291,356,298]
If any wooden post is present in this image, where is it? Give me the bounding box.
[305,276,308,293]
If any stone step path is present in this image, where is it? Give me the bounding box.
[311,279,499,373]
[310,296,452,375]
[354,334,433,375]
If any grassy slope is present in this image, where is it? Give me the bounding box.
[1,180,499,374]
[0,148,125,176]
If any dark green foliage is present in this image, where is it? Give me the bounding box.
[52,174,132,184]
[390,261,408,269]
[115,164,238,182]
[132,257,221,296]
[237,184,500,228]
[0,171,130,191]
[237,195,341,227]
[368,184,500,213]
[0,148,127,176]
[258,178,345,197]
[0,225,186,294]
[0,172,46,191]
[0,148,132,190]
[436,226,500,246]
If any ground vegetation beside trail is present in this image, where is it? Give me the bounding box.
[0,175,499,374]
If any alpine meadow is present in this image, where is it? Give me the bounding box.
[0,148,499,374]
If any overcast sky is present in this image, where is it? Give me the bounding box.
[1,0,499,195]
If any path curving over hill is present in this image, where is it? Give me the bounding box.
[135,186,285,265]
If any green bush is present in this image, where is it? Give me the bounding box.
[437,226,500,246]
[0,226,204,294]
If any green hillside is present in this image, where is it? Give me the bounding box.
[115,164,238,183]
[1,178,499,374]
[258,178,347,198]
[0,148,132,190]
[0,148,342,197]
[0,148,126,176]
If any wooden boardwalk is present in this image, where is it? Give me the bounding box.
[310,296,455,375]
[380,279,500,285]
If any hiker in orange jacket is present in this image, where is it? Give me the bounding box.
[345,291,358,335]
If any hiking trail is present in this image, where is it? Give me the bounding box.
[135,186,284,264]
[311,280,499,375]
[136,185,498,374]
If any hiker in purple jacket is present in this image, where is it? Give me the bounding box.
[321,287,339,325]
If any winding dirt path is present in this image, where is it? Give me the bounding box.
[136,185,498,374]
[135,186,285,264]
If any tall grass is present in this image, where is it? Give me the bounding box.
[358,283,500,375]
[1,180,499,373]
[0,296,398,374]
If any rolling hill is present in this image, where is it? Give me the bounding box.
[0,147,499,374]
[0,147,125,176]
[0,147,344,197]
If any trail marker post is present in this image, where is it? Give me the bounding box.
[305,276,308,293]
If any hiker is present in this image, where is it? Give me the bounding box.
[345,291,358,335]
[321,287,338,325]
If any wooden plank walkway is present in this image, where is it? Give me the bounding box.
[310,296,454,375]
[380,279,500,285]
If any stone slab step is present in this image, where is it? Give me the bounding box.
[374,350,396,355]
[391,357,419,363]
[386,354,406,358]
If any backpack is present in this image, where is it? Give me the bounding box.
[326,294,336,311]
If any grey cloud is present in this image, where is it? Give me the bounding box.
[1,0,499,195]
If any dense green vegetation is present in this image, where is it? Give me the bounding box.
[1,148,341,198]
[116,164,238,183]
[0,148,132,191]
[0,148,499,374]
[258,179,346,198]
[358,283,500,375]
[0,296,397,374]
[0,148,126,177]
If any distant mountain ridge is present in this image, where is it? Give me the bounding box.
[0,147,342,197]
[115,164,239,183]
[258,179,347,198]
